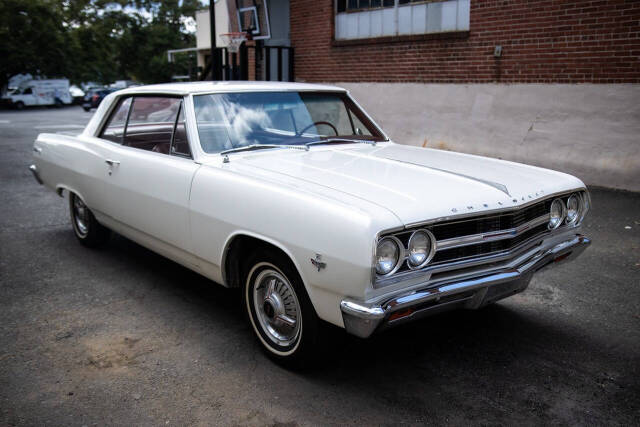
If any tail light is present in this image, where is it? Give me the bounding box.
[92,94,99,102]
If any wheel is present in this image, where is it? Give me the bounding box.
[15,101,24,110]
[69,192,110,247]
[242,251,320,368]
[54,98,63,108]
[82,106,90,112]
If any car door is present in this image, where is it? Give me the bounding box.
[97,95,199,253]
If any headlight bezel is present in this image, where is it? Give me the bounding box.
[565,193,582,225]
[578,190,590,225]
[548,198,566,230]
[374,235,403,276]
[407,229,437,270]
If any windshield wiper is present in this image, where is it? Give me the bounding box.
[305,138,377,148]
[220,144,308,157]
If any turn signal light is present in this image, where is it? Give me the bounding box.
[389,308,414,322]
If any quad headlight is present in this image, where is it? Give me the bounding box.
[407,230,435,269]
[375,237,401,275]
[548,198,566,230]
[566,193,582,225]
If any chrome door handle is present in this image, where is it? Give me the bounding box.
[105,159,120,166]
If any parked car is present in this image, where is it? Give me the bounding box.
[69,85,85,104]
[29,82,591,366]
[82,88,115,111]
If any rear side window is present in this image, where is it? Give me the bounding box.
[99,95,191,158]
[100,97,132,143]
[124,97,181,153]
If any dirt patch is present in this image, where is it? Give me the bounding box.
[84,335,151,371]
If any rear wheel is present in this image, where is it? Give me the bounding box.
[69,192,110,247]
[15,101,24,110]
[242,251,320,368]
[82,106,90,112]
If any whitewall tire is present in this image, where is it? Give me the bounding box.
[243,252,320,368]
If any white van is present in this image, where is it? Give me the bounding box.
[2,79,72,109]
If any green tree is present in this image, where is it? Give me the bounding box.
[0,0,72,88]
[0,0,200,89]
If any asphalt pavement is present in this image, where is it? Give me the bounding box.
[0,106,639,425]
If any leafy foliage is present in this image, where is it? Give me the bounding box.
[0,0,201,88]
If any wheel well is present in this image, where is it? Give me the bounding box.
[224,235,299,288]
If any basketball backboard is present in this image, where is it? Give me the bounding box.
[227,0,271,40]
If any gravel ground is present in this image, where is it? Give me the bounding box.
[0,106,639,426]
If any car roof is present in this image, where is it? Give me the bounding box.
[114,81,347,96]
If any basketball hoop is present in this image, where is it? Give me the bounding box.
[220,32,247,54]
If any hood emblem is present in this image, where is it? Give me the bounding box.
[310,254,326,272]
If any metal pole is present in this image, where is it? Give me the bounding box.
[209,0,219,80]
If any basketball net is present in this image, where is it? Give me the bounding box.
[220,32,248,54]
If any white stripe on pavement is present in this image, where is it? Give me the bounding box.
[34,124,85,129]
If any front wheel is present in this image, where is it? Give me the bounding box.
[69,192,110,247]
[243,252,320,368]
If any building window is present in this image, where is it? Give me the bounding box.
[335,0,469,40]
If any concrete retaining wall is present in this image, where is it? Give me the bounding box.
[341,83,640,192]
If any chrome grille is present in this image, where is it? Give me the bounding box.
[431,222,548,264]
[428,199,551,241]
[388,196,569,276]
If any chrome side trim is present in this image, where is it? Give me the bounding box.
[436,214,550,251]
[342,234,590,338]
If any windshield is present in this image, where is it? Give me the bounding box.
[193,91,386,154]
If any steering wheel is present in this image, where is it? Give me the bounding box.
[297,121,339,136]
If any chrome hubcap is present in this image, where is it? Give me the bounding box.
[73,196,89,236]
[252,269,301,347]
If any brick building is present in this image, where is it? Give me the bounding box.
[291,0,640,84]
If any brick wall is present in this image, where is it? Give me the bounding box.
[290,0,640,83]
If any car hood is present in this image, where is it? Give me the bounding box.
[213,143,585,225]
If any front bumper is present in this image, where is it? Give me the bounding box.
[340,234,590,338]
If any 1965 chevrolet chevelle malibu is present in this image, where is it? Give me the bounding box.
[30,82,590,365]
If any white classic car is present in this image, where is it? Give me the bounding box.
[30,82,590,366]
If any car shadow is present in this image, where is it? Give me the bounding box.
[98,230,585,371]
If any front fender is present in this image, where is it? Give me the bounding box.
[189,163,401,327]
